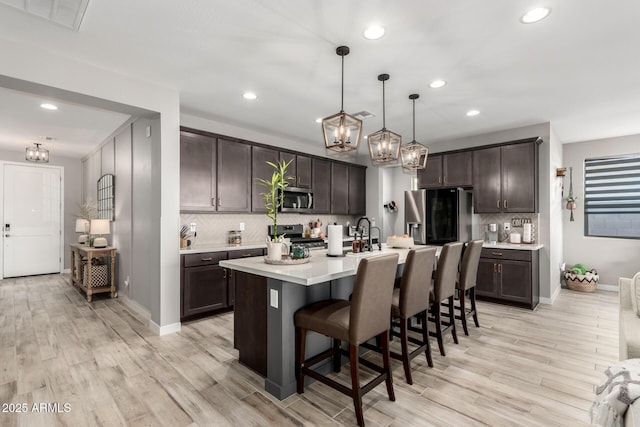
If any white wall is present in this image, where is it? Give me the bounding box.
[0,37,181,333]
[0,149,81,269]
[563,134,640,286]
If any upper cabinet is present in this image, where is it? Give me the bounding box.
[312,158,331,214]
[418,152,472,189]
[330,163,349,215]
[348,165,366,216]
[180,131,216,212]
[252,146,280,213]
[280,152,312,188]
[473,140,538,213]
[180,130,251,213]
[216,139,252,212]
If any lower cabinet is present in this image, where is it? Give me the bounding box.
[181,247,265,320]
[475,248,539,309]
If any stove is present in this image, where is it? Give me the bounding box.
[267,224,326,249]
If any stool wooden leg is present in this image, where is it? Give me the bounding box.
[400,318,412,385]
[433,303,445,356]
[449,296,458,344]
[470,287,480,328]
[381,330,395,402]
[459,290,469,336]
[333,338,341,373]
[295,327,306,394]
[349,344,364,427]
[421,310,433,368]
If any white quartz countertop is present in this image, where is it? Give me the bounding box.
[220,244,441,286]
[179,241,267,255]
[482,242,543,251]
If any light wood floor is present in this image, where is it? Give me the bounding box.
[0,274,618,426]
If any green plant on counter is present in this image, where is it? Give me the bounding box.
[257,159,293,241]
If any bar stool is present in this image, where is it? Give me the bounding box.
[294,253,399,427]
[429,242,464,356]
[455,240,484,335]
[389,247,437,384]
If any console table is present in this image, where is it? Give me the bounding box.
[69,243,117,302]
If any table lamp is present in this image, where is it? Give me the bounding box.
[90,219,110,248]
[75,218,90,244]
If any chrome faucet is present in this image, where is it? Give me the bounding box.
[356,217,372,252]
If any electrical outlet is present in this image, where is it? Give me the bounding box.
[239,222,245,231]
[190,223,197,233]
[503,222,511,232]
[124,275,130,287]
[270,289,279,309]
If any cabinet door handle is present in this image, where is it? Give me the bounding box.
[493,263,497,273]
[498,264,502,273]
[211,197,216,206]
[223,269,227,279]
[504,200,508,209]
[218,197,222,207]
[497,200,500,208]
[438,176,441,184]
[201,257,213,261]
[491,252,503,256]
[242,253,252,257]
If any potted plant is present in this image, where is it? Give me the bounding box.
[257,159,293,260]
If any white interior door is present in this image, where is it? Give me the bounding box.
[3,164,62,278]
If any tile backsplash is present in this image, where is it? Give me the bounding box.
[180,213,359,245]
[473,213,539,243]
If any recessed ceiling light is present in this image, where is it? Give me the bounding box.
[242,92,257,100]
[40,103,58,110]
[466,110,480,117]
[429,79,447,89]
[315,118,322,123]
[520,7,551,24]
[363,25,385,40]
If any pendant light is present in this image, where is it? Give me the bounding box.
[25,143,49,163]
[367,74,401,164]
[400,94,429,170]
[322,46,363,153]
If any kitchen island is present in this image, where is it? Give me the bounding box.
[220,245,434,400]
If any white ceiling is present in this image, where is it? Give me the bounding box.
[1,0,640,159]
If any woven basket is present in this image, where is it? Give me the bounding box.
[564,269,599,292]
[83,262,109,288]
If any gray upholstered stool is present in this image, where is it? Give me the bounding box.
[294,253,399,427]
[455,240,484,335]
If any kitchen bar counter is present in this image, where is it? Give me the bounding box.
[179,241,267,255]
[221,244,439,400]
[483,242,544,251]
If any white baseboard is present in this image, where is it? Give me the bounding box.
[149,320,181,336]
[597,283,618,292]
[539,286,561,305]
[118,294,151,321]
[62,268,70,274]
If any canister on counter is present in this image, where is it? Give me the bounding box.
[228,230,242,245]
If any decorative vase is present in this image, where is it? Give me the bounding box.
[265,237,289,261]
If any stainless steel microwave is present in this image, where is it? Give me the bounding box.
[280,187,313,212]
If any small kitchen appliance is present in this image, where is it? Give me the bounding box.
[485,223,498,244]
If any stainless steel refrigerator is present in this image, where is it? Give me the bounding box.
[405,189,472,245]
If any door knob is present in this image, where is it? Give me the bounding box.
[5,234,9,237]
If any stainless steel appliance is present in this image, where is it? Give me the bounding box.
[267,224,325,249]
[280,188,313,212]
[405,189,472,245]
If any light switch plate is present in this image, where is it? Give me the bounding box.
[270,289,279,309]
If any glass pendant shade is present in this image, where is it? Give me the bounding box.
[322,111,362,152]
[25,143,49,163]
[322,46,362,153]
[401,94,429,170]
[368,74,401,164]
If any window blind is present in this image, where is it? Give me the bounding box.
[584,155,640,214]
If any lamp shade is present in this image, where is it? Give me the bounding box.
[90,219,110,235]
[75,218,90,233]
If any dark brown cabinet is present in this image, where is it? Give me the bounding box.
[475,248,539,309]
[418,152,472,189]
[252,146,279,213]
[181,248,265,320]
[180,131,216,211]
[217,139,251,212]
[280,152,312,189]
[348,165,366,215]
[473,140,537,213]
[181,252,229,319]
[331,162,349,214]
[312,158,331,214]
